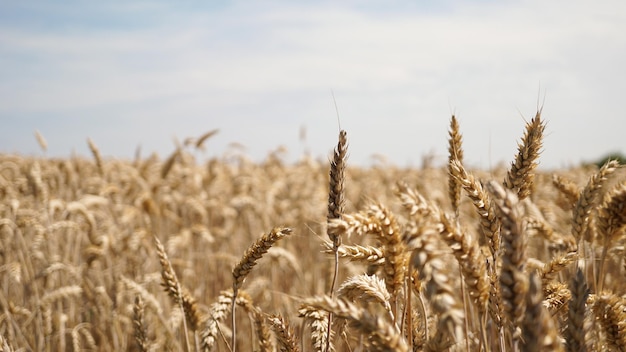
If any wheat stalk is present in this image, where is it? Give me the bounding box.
[504,110,545,200]
[231,227,292,352]
[447,115,464,215]
[487,181,528,349]
[303,296,408,352]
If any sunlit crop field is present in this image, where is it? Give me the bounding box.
[1,115,625,351]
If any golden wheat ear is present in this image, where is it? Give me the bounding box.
[504,110,545,200]
[327,130,348,247]
[595,180,626,291]
[153,236,198,351]
[486,181,528,349]
[565,268,590,352]
[521,272,564,352]
[590,293,626,350]
[571,160,620,245]
[231,227,292,352]
[447,114,464,215]
[303,296,409,352]
[34,130,47,152]
[449,159,500,259]
[438,212,489,316]
[87,138,104,176]
[232,227,293,290]
[133,295,149,352]
[268,314,301,352]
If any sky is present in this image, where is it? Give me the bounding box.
[1,0,625,170]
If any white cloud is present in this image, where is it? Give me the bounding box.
[1,0,625,167]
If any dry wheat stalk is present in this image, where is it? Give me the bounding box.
[154,236,200,331]
[447,115,464,215]
[251,307,274,352]
[543,281,571,314]
[540,251,577,287]
[40,285,83,308]
[326,130,348,352]
[34,130,47,152]
[571,160,620,244]
[565,269,590,352]
[521,272,563,352]
[161,148,181,179]
[327,130,348,247]
[590,293,626,351]
[438,212,489,315]
[268,314,301,352]
[87,138,104,176]
[322,241,385,265]
[133,295,150,352]
[231,227,291,352]
[448,159,501,258]
[299,305,334,352]
[409,229,464,351]
[200,289,254,352]
[504,110,545,200]
[596,181,626,291]
[367,204,406,311]
[337,274,392,317]
[552,174,580,207]
[303,296,408,352]
[487,181,528,348]
[0,334,15,352]
[232,227,292,290]
[193,129,220,151]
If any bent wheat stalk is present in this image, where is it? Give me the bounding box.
[231,227,292,352]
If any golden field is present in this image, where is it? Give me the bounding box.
[0,115,625,351]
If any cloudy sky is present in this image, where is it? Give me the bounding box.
[1,0,625,169]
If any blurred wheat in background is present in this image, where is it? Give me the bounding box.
[0,113,625,352]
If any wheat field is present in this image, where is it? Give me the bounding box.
[1,114,625,352]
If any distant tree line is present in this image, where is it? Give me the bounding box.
[592,152,626,168]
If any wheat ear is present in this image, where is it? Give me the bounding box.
[438,212,489,316]
[327,130,347,247]
[590,293,626,350]
[487,181,528,349]
[540,251,578,287]
[299,305,334,352]
[367,204,406,320]
[268,314,301,352]
[87,138,104,176]
[155,237,202,329]
[448,159,500,258]
[447,115,464,215]
[199,289,254,351]
[504,110,545,200]
[231,227,292,352]
[408,228,465,351]
[595,180,626,291]
[303,296,409,352]
[161,148,181,179]
[326,129,347,352]
[133,295,149,352]
[322,241,385,265]
[571,160,619,244]
[34,130,47,152]
[521,272,563,352]
[0,334,15,352]
[565,268,590,352]
[552,174,580,207]
[194,129,219,150]
[154,236,192,351]
[337,274,393,319]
